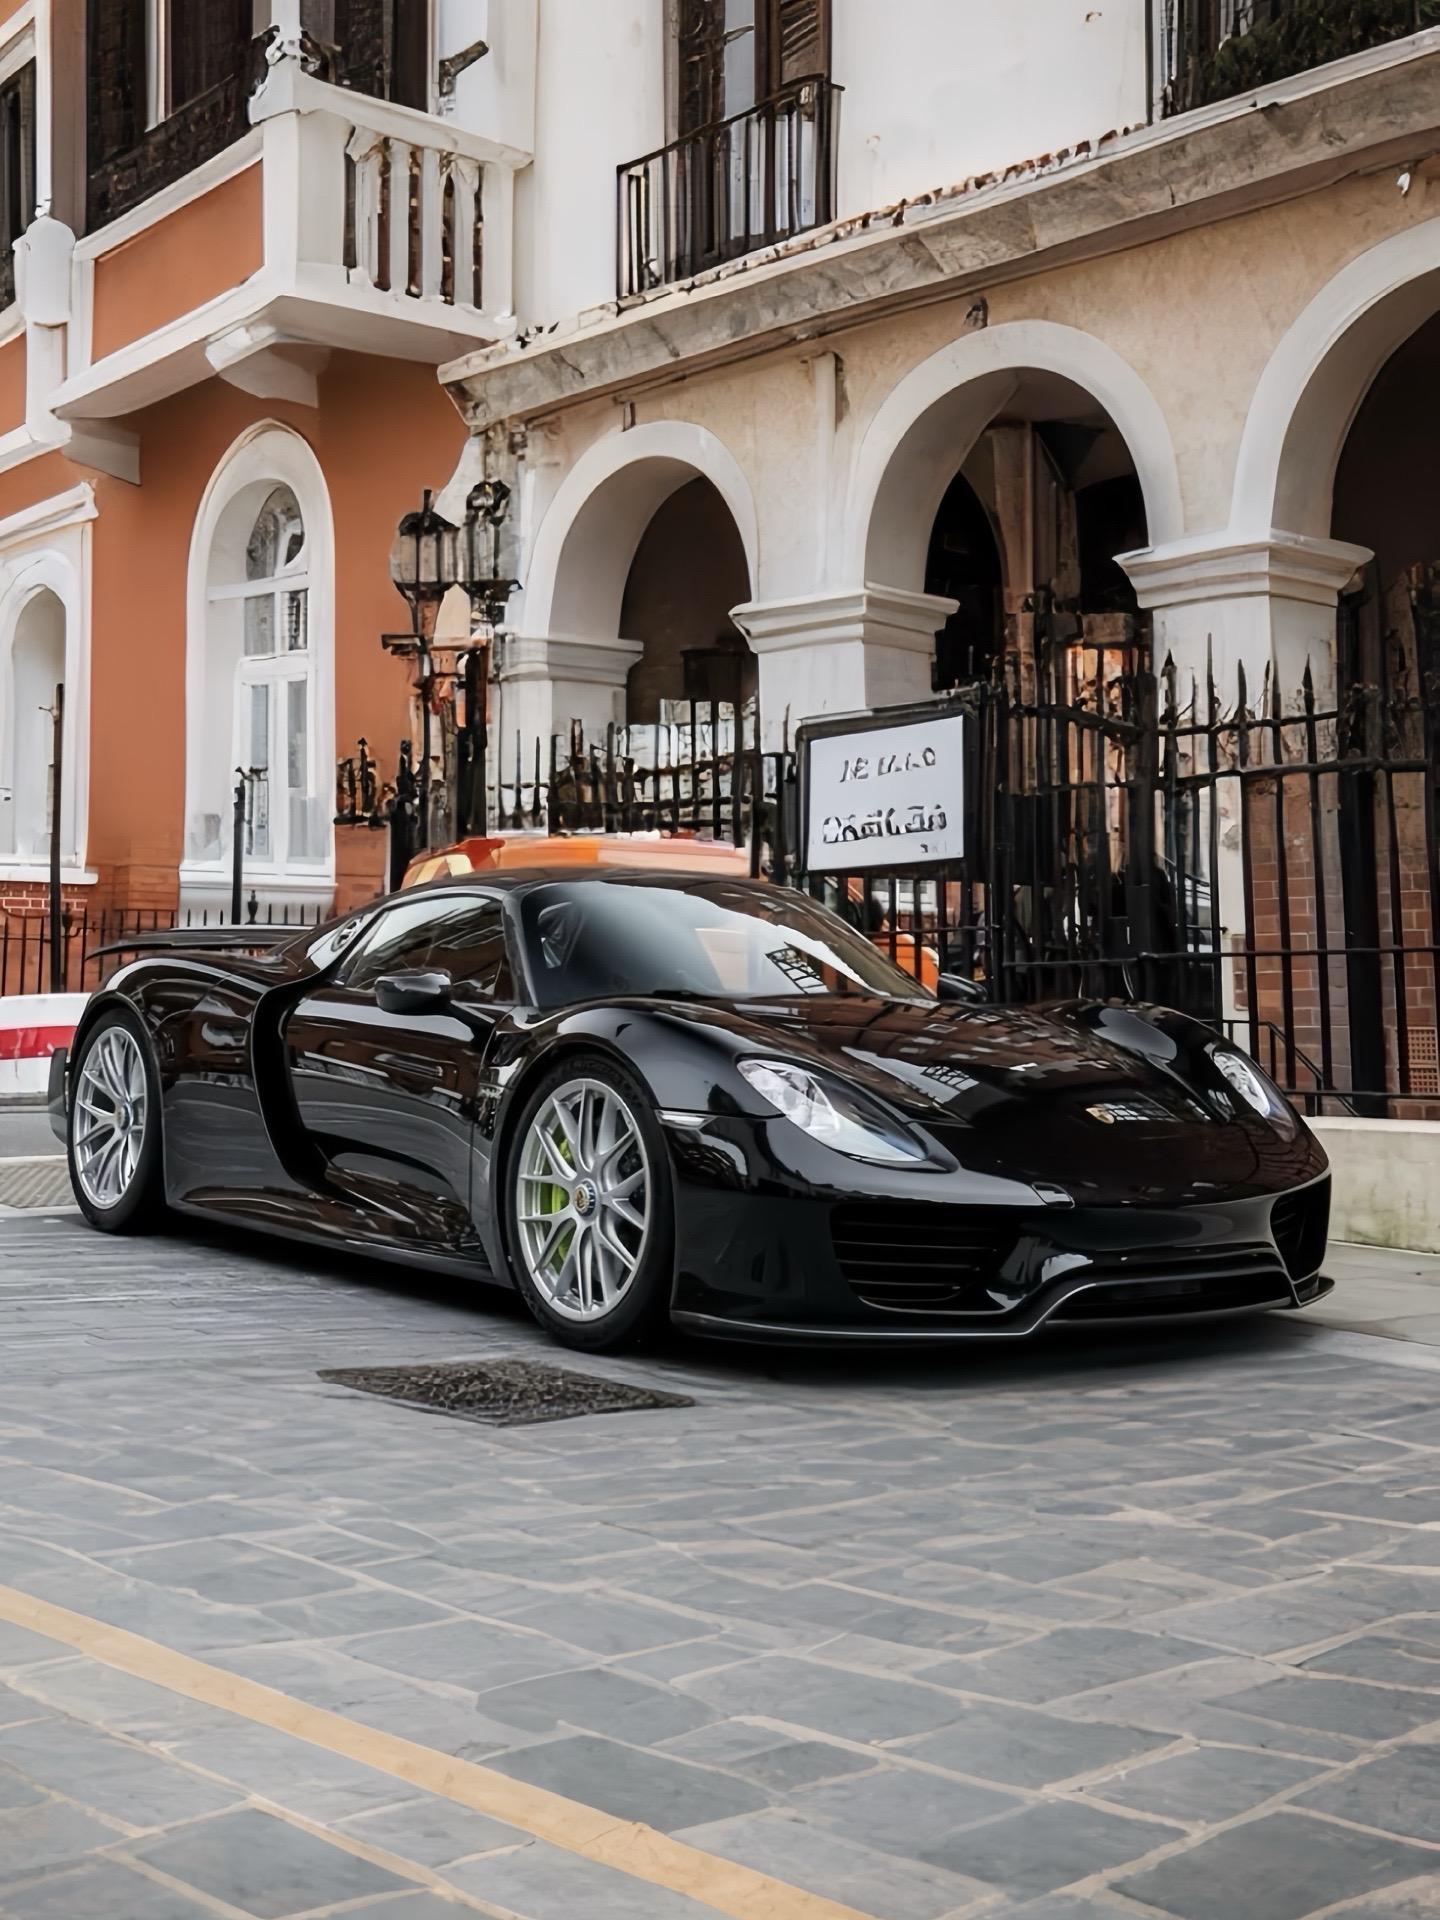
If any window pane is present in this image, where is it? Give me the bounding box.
[286,678,311,860]
[343,898,511,997]
[284,588,308,652]
[286,679,308,788]
[167,0,251,116]
[246,485,305,581]
[427,902,511,996]
[244,682,271,860]
[248,683,270,770]
[243,594,276,657]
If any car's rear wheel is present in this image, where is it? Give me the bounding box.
[67,1009,165,1233]
[508,1057,673,1351]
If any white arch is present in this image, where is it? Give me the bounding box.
[182,421,336,902]
[519,420,759,640]
[847,321,1185,591]
[0,548,86,869]
[1232,218,1440,540]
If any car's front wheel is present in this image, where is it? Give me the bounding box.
[508,1056,673,1351]
[67,1009,165,1233]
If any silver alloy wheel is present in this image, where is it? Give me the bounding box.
[515,1077,650,1322]
[72,1025,149,1211]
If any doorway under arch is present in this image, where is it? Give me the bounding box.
[620,475,754,723]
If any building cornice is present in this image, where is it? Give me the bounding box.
[733,585,958,653]
[499,632,644,685]
[443,35,1440,429]
[1119,530,1372,609]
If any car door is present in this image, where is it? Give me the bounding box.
[282,891,513,1250]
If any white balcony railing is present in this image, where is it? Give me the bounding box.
[344,125,480,310]
[253,58,526,337]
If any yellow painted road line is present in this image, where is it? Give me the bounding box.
[0,1582,880,1920]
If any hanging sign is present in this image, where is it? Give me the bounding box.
[799,702,970,874]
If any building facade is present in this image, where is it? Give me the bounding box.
[0,0,531,933]
[431,0,1440,1171]
[3,1,1440,1163]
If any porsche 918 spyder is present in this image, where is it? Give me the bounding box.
[50,868,1332,1350]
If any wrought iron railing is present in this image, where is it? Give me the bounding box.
[0,903,323,1001]
[1156,0,1435,117]
[330,584,1440,1120]
[617,76,841,298]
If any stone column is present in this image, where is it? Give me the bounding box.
[1119,531,1372,702]
[1119,531,1371,1031]
[493,632,642,794]
[730,585,958,747]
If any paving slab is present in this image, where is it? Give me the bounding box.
[130,1807,420,1916]
[3,1218,1440,1918]
[1114,1811,1440,1920]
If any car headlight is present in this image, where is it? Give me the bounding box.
[738,1058,927,1164]
[1206,1045,1295,1132]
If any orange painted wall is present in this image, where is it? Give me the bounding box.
[83,353,467,912]
[0,333,25,436]
[90,164,264,363]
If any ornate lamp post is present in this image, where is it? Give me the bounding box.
[385,488,459,850]
[454,477,517,837]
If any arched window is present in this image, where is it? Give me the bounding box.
[184,426,334,900]
[0,588,64,862]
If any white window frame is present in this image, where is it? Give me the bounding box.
[182,422,335,910]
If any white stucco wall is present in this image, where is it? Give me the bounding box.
[830,0,1148,219]
[487,0,1153,328]
[438,0,538,157]
[517,0,665,325]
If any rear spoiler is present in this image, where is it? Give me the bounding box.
[90,927,297,960]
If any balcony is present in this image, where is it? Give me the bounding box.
[49,55,528,430]
[1157,0,1439,116]
[617,76,841,301]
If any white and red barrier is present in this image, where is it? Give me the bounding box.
[0,994,88,1100]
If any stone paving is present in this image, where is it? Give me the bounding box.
[0,1210,1436,1918]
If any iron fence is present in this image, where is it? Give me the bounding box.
[617,75,841,298]
[326,598,1440,1120]
[0,903,324,1001]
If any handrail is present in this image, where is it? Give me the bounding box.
[618,72,836,175]
[616,75,842,299]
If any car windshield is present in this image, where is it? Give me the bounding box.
[518,877,934,1007]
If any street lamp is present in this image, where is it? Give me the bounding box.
[457,477,516,628]
[454,478,518,837]
[388,488,459,641]
[385,488,461,857]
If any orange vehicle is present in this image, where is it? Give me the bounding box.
[401,832,753,889]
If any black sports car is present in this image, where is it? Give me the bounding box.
[50,868,1333,1350]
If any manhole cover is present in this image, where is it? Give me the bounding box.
[316,1359,695,1426]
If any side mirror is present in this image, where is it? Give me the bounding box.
[937,972,987,1006]
[375,968,453,1017]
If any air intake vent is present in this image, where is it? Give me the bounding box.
[1271,1179,1330,1282]
[831,1201,1028,1311]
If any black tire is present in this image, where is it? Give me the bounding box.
[66,1005,166,1235]
[504,1052,675,1353]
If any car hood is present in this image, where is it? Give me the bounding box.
[652,993,1325,1204]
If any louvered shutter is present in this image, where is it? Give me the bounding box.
[767,0,828,88]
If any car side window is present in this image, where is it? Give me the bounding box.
[341,897,512,998]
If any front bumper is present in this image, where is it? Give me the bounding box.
[662,1112,1331,1345]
